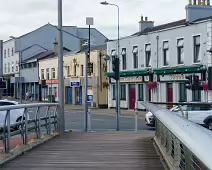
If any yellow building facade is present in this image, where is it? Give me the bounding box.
[39,45,108,107]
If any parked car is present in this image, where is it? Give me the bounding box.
[145,102,212,131]
[0,100,26,130]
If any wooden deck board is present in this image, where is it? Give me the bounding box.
[1,131,165,170]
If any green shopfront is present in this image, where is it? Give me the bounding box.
[107,69,154,110]
[154,65,207,103]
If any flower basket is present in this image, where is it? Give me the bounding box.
[102,82,109,89]
[202,82,208,91]
[148,81,157,90]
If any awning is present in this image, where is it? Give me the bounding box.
[154,65,206,75]
[106,69,152,77]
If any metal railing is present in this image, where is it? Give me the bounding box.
[142,102,212,170]
[0,103,59,153]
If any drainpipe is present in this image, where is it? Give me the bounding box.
[156,35,159,102]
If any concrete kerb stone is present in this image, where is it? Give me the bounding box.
[0,133,59,166]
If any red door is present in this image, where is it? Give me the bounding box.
[167,83,173,109]
[129,87,136,109]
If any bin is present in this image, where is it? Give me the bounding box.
[48,95,55,103]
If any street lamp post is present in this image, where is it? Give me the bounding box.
[58,0,65,135]
[100,1,120,130]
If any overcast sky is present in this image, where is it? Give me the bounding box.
[0,0,188,41]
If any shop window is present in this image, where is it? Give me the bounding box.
[192,90,201,101]
[120,84,126,100]
[138,84,144,101]
[179,83,187,102]
[112,84,116,100]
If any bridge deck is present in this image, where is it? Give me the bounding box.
[1,131,165,170]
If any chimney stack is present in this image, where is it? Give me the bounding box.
[138,15,154,31]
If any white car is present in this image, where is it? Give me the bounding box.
[0,100,25,130]
[145,102,212,130]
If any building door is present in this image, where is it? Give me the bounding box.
[67,87,72,104]
[79,87,82,105]
[167,83,173,109]
[129,84,136,109]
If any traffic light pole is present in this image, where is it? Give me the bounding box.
[116,5,120,131]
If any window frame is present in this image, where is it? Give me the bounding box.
[41,69,45,80]
[46,68,49,80]
[133,46,138,69]
[177,38,184,65]
[179,82,187,102]
[120,84,126,101]
[51,68,56,79]
[163,41,169,66]
[122,48,127,70]
[193,35,201,63]
[138,84,144,101]
[112,84,116,100]
[145,44,151,67]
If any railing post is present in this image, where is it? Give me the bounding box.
[24,108,28,145]
[134,101,138,132]
[35,107,41,139]
[6,110,11,153]
[173,137,181,167]
[88,108,91,132]
[45,106,50,135]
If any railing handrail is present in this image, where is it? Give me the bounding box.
[142,102,212,169]
[0,103,59,111]
[151,101,212,106]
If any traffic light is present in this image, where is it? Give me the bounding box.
[185,75,192,89]
[112,58,119,80]
[0,77,7,89]
[193,75,203,90]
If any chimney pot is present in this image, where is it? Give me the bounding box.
[193,0,197,5]
[207,0,210,5]
[198,0,201,5]
[189,0,192,5]
[145,17,148,21]
[141,16,144,22]
[202,0,206,5]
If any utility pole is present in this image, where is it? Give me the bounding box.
[0,40,3,99]
[58,0,65,135]
[19,51,23,103]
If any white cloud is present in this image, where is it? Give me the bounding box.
[0,0,188,41]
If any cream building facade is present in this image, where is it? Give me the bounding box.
[39,45,108,107]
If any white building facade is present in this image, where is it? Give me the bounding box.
[107,1,212,110]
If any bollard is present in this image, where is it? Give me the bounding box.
[134,102,138,132]
[88,108,91,132]
[185,111,189,120]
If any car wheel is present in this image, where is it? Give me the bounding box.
[208,121,212,131]
[16,117,23,130]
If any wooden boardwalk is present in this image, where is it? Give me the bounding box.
[1,131,165,170]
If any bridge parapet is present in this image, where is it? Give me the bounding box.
[142,102,212,170]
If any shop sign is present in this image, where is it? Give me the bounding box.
[110,76,143,83]
[70,78,80,87]
[87,87,93,102]
[159,73,201,82]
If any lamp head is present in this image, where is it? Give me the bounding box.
[100,1,109,5]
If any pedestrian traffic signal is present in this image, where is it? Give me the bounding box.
[112,58,120,80]
[193,75,203,90]
[185,75,192,89]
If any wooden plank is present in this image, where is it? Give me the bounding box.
[1,131,165,170]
